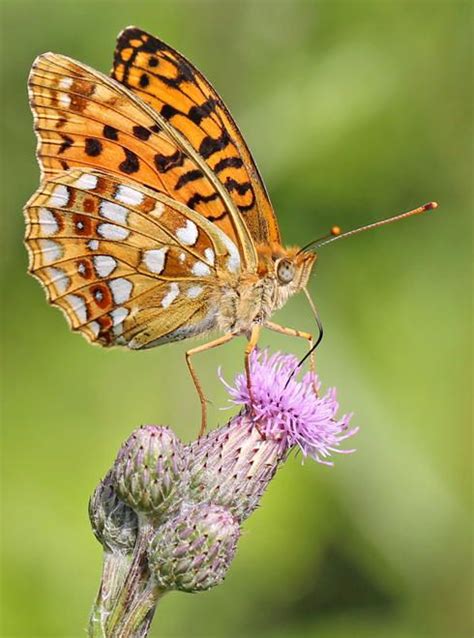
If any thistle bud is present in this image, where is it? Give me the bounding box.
[148,503,240,593]
[113,425,187,520]
[188,415,285,522]
[88,471,138,553]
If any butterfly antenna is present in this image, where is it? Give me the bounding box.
[298,226,342,254]
[299,201,438,253]
[284,288,323,388]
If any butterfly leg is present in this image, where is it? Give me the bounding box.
[244,324,261,403]
[264,321,318,394]
[186,334,235,437]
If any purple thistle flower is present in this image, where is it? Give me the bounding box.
[221,349,358,466]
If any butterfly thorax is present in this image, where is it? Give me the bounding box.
[215,245,316,335]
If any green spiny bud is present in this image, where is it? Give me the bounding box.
[89,471,138,553]
[148,503,240,593]
[113,425,187,520]
[188,415,285,522]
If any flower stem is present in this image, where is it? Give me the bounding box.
[88,552,132,636]
[114,582,163,636]
[105,518,156,635]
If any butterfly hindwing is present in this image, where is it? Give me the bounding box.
[24,168,242,348]
[111,26,281,246]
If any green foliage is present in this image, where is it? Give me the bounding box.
[1,1,471,636]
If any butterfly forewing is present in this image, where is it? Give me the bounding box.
[25,168,242,348]
[28,52,256,267]
[111,27,281,246]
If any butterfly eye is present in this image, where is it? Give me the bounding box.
[276,259,295,285]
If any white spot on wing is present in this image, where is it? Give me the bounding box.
[191,261,211,277]
[115,185,144,206]
[87,239,99,251]
[49,184,70,208]
[176,219,198,246]
[59,93,71,108]
[143,248,167,274]
[161,282,179,308]
[47,267,70,294]
[150,202,165,218]
[98,223,129,241]
[38,208,59,236]
[204,248,215,265]
[179,252,186,262]
[113,322,124,337]
[99,201,128,225]
[187,285,203,299]
[59,77,73,90]
[39,239,63,264]
[66,294,87,324]
[109,278,133,304]
[93,255,117,278]
[74,173,98,190]
[110,307,129,325]
[88,321,100,337]
[221,234,241,273]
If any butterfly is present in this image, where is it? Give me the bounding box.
[24,27,436,433]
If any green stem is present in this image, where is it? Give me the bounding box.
[114,582,164,637]
[89,552,131,636]
[105,518,155,635]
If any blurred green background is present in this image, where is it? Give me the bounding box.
[1,1,472,636]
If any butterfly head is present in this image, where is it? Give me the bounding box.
[257,243,316,308]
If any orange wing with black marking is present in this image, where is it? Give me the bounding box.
[111,26,281,246]
[28,51,256,268]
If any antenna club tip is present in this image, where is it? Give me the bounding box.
[331,225,342,236]
[425,201,439,211]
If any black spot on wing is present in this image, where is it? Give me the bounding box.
[58,134,73,154]
[119,148,140,174]
[140,34,166,54]
[176,59,194,83]
[160,104,179,120]
[175,169,204,190]
[199,130,230,159]
[103,125,119,141]
[85,138,102,157]
[186,192,220,210]
[154,149,184,173]
[188,98,217,125]
[139,73,149,88]
[214,157,244,172]
[132,125,151,141]
[224,178,252,196]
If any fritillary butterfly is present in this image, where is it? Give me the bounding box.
[24,27,437,433]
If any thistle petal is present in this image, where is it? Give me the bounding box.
[224,349,358,464]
